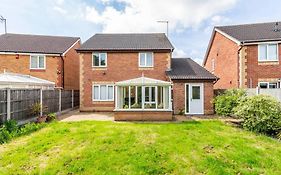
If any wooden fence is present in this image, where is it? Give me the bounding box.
[0,89,79,124]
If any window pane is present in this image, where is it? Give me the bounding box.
[269,82,277,88]
[258,45,267,61]
[268,44,277,60]
[122,86,129,108]
[108,86,113,99]
[146,53,153,66]
[259,82,268,89]
[100,85,107,100]
[151,87,155,102]
[145,87,150,102]
[157,87,164,109]
[140,53,146,66]
[93,86,99,100]
[31,56,38,68]
[192,86,200,99]
[100,53,106,66]
[93,53,99,66]
[38,56,45,68]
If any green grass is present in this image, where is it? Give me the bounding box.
[0,120,280,175]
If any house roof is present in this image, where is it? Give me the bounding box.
[166,58,217,80]
[77,33,174,51]
[115,76,171,86]
[0,72,55,86]
[0,33,80,55]
[216,21,281,43]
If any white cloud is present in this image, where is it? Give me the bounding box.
[82,0,238,33]
[173,48,188,58]
[53,6,67,15]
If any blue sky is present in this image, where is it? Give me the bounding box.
[0,0,281,64]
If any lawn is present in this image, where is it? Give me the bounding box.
[0,121,280,175]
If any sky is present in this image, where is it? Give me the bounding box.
[0,0,281,64]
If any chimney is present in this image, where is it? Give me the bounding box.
[274,22,280,32]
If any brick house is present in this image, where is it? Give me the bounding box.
[0,33,80,90]
[204,22,281,89]
[77,33,217,120]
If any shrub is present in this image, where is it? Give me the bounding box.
[3,120,18,133]
[0,127,12,144]
[17,122,46,136]
[214,89,246,116]
[234,95,281,136]
[46,113,57,122]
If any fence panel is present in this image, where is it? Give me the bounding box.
[61,90,72,111]
[74,90,79,107]
[0,89,79,123]
[42,90,60,113]
[10,89,40,121]
[0,90,7,123]
[246,88,281,102]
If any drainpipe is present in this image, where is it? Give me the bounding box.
[237,42,244,88]
[60,55,65,89]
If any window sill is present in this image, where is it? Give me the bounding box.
[93,100,114,104]
[30,69,46,72]
[258,60,279,65]
[139,67,154,70]
[92,67,107,70]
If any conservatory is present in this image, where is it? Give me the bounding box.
[114,76,172,111]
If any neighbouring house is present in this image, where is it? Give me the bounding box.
[0,33,80,90]
[204,21,281,89]
[77,33,217,121]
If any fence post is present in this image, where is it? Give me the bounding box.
[59,89,62,112]
[72,90,74,108]
[6,88,11,121]
[256,86,260,95]
[40,88,43,116]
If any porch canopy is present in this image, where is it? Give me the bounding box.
[0,72,55,89]
[115,76,172,111]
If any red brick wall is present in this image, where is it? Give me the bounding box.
[114,111,172,121]
[204,31,239,89]
[0,54,62,87]
[79,51,171,111]
[64,41,80,90]
[245,44,281,88]
[172,80,214,115]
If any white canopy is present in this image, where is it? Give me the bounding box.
[0,72,55,89]
[115,76,172,86]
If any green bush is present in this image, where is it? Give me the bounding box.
[0,127,12,144]
[234,95,281,136]
[3,120,18,133]
[46,113,57,122]
[0,121,46,144]
[214,89,246,116]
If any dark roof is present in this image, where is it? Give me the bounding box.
[77,33,174,51]
[216,21,281,43]
[0,33,80,54]
[166,58,217,80]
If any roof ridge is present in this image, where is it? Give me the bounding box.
[3,33,80,39]
[215,21,281,28]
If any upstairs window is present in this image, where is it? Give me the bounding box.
[92,53,107,67]
[258,44,278,61]
[30,55,45,69]
[139,52,153,67]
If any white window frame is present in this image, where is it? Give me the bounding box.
[139,52,154,67]
[92,53,107,67]
[258,82,278,89]
[144,86,156,105]
[92,84,114,101]
[30,54,46,69]
[258,43,278,62]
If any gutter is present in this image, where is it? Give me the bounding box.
[237,41,244,88]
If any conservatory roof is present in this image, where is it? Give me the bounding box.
[0,72,55,86]
[115,76,171,86]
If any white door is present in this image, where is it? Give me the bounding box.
[185,83,204,114]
